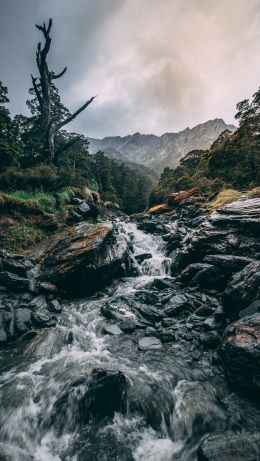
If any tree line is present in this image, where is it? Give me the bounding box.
[0,19,153,214]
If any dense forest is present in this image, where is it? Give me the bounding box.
[150,86,260,204]
[0,20,153,217]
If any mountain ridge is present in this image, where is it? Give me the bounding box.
[88,118,236,171]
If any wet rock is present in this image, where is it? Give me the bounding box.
[163,294,189,317]
[78,202,90,215]
[0,309,12,340]
[0,252,33,276]
[0,328,7,342]
[120,318,138,332]
[29,295,48,310]
[137,220,165,234]
[197,431,260,461]
[49,299,62,314]
[31,308,56,327]
[135,304,162,322]
[199,331,220,349]
[181,263,226,290]
[103,324,122,336]
[101,300,136,322]
[239,299,260,318]
[15,308,32,332]
[39,222,128,295]
[223,262,260,318]
[52,369,128,428]
[0,271,30,291]
[221,313,260,392]
[26,329,68,358]
[39,282,58,294]
[210,197,260,231]
[138,336,163,350]
[135,253,153,263]
[135,290,159,305]
[204,254,255,272]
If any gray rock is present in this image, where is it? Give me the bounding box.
[239,299,260,318]
[32,309,56,327]
[0,328,7,342]
[204,254,255,272]
[39,222,128,296]
[15,308,32,332]
[29,296,48,310]
[199,332,220,349]
[103,324,122,336]
[197,431,260,461]
[221,313,260,392]
[0,271,30,291]
[78,202,90,214]
[138,336,163,350]
[49,299,62,314]
[135,253,153,263]
[223,262,260,318]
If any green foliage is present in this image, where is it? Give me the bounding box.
[151,86,260,205]
[0,224,46,252]
[0,81,24,167]
[6,191,57,213]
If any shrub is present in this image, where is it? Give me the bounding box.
[209,189,242,210]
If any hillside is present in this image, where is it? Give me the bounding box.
[89,119,236,171]
[150,113,260,205]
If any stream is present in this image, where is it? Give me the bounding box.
[0,221,256,461]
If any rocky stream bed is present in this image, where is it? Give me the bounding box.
[0,197,259,461]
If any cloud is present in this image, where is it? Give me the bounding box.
[1,0,260,137]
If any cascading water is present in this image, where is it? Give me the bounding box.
[0,221,244,461]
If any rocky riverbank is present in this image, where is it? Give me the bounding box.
[0,194,259,460]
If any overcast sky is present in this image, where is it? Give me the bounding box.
[1,0,260,138]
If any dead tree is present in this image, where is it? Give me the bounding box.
[31,19,95,163]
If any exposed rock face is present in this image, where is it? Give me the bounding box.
[223,262,260,318]
[89,119,236,171]
[167,188,201,206]
[210,197,260,231]
[221,314,260,392]
[197,431,260,461]
[39,222,129,295]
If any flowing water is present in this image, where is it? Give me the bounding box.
[0,222,252,461]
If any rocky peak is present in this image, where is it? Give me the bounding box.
[88,119,236,172]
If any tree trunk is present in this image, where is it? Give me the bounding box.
[32,19,95,164]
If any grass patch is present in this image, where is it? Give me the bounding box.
[0,224,46,253]
[7,191,57,213]
[209,189,242,210]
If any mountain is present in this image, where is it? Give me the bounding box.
[88,119,236,172]
[95,147,158,181]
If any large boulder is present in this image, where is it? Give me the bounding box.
[39,222,129,295]
[197,431,260,461]
[221,314,260,392]
[210,197,260,231]
[167,188,201,206]
[51,369,128,429]
[223,262,260,318]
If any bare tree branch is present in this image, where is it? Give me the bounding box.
[58,96,97,129]
[52,67,67,80]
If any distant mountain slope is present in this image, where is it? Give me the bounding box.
[98,147,158,181]
[89,119,236,171]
